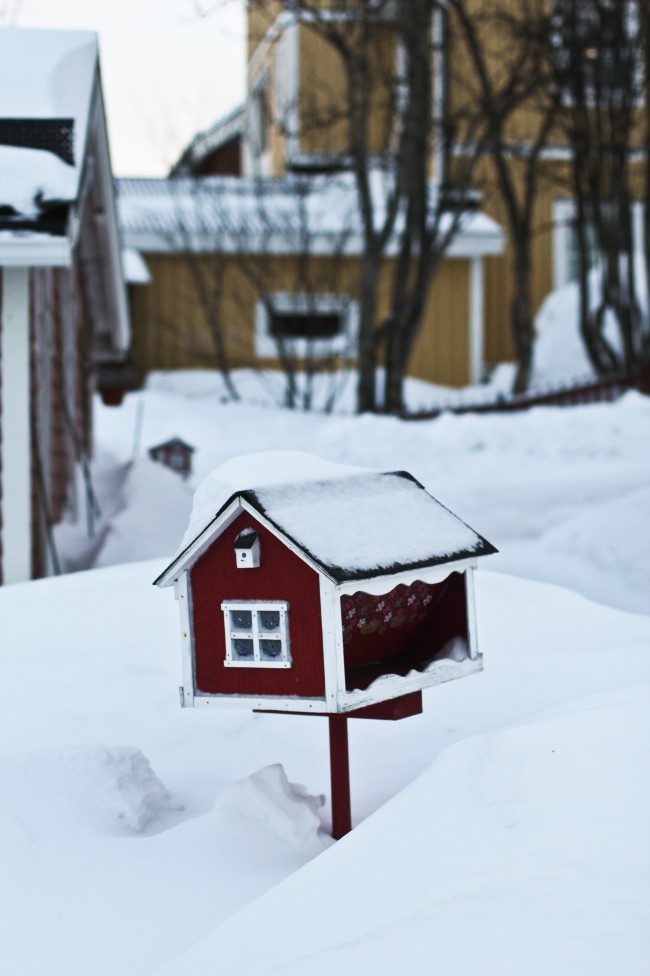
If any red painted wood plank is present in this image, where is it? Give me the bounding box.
[329,715,352,840]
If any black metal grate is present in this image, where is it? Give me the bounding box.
[0,118,75,166]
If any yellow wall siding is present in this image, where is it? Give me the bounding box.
[408,260,471,387]
[298,26,349,156]
[297,22,397,158]
[248,4,283,62]
[479,178,555,367]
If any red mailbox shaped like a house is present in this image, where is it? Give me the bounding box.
[154,462,497,717]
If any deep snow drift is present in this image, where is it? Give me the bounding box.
[1,564,648,975]
[61,378,650,615]
[2,379,650,975]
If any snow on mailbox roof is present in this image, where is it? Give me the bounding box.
[0,28,98,221]
[155,452,496,586]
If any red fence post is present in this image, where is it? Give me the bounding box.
[329,715,352,839]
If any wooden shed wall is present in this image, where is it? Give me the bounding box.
[129,251,474,388]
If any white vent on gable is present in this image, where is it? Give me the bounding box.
[234,529,261,568]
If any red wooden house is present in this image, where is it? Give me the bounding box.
[155,456,496,716]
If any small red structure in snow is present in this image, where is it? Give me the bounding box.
[155,454,496,837]
[148,437,195,479]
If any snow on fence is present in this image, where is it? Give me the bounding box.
[402,367,650,421]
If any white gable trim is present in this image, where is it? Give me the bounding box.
[155,497,245,587]
[469,256,484,383]
[155,495,331,588]
[157,497,483,591]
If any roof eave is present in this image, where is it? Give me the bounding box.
[0,228,74,266]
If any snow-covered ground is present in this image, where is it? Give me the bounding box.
[2,372,650,975]
[64,372,650,615]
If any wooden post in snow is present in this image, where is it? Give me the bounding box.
[328,715,352,839]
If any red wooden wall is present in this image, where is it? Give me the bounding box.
[190,510,325,698]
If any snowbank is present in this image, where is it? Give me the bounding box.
[84,385,650,613]
[1,563,649,975]
[532,257,648,387]
[161,684,650,976]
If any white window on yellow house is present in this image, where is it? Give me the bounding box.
[255,293,359,358]
[553,199,645,290]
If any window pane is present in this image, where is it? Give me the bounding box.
[269,312,342,340]
[258,610,280,632]
[231,610,252,630]
[260,639,283,661]
[232,639,254,660]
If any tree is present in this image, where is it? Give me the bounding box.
[447,0,562,393]
[249,0,487,413]
[550,0,649,374]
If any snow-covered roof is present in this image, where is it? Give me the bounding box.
[0,29,98,221]
[122,246,151,284]
[118,174,505,259]
[155,452,496,586]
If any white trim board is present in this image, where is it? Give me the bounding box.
[254,292,359,359]
[0,234,72,267]
[0,267,32,583]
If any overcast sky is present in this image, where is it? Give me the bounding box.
[2,0,246,175]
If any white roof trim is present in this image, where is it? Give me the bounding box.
[0,233,73,267]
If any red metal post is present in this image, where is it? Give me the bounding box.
[328,715,352,839]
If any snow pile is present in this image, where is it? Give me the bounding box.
[179,450,369,550]
[531,485,650,614]
[215,765,325,849]
[0,144,78,214]
[532,257,648,386]
[0,29,98,214]
[1,746,180,838]
[85,384,650,612]
[251,470,488,575]
[162,684,650,976]
[94,457,193,567]
[1,560,649,974]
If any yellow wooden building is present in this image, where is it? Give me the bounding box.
[119,0,646,393]
[119,174,503,389]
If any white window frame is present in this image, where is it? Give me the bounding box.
[553,198,645,290]
[222,600,291,668]
[246,70,272,176]
[254,292,359,358]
